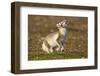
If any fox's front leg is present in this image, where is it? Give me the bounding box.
[60,42,64,52]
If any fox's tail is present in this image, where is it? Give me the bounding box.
[42,40,49,53]
[39,37,45,42]
[41,37,45,41]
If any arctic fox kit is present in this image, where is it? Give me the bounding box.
[42,20,68,53]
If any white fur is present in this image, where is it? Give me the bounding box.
[42,20,68,53]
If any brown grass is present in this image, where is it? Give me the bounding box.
[28,15,88,60]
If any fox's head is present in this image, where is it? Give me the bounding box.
[56,20,69,28]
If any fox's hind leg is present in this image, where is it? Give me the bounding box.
[50,47,53,53]
[55,41,61,51]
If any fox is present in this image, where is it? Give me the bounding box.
[42,20,68,53]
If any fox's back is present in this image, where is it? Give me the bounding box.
[46,31,59,41]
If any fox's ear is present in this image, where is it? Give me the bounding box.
[63,20,67,22]
[56,23,61,27]
[66,20,70,25]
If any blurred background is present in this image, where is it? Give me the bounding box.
[28,15,88,60]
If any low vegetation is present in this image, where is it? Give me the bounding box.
[28,15,88,60]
